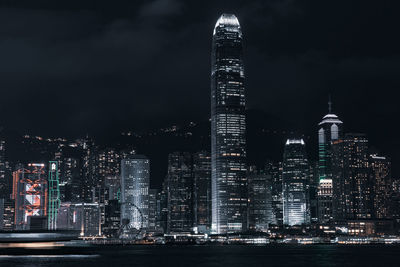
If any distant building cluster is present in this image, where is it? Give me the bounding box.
[0,14,399,242]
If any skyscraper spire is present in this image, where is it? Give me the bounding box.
[328,94,332,114]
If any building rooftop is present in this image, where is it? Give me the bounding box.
[213,14,241,35]
[318,114,343,125]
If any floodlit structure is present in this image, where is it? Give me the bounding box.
[282,139,310,226]
[211,13,247,234]
[13,163,47,230]
[318,99,343,223]
[120,155,149,237]
[48,161,60,230]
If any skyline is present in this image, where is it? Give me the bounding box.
[1,6,400,266]
[0,1,399,170]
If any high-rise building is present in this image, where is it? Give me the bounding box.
[265,160,283,226]
[166,152,193,233]
[148,189,158,233]
[211,13,247,234]
[12,163,48,230]
[317,99,343,223]
[248,167,273,232]
[58,156,82,202]
[156,183,168,234]
[332,134,372,220]
[369,154,391,219]
[81,136,98,202]
[120,155,150,236]
[193,151,211,233]
[48,161,60,230]
[103,199,121,238]
[282,139,310,226]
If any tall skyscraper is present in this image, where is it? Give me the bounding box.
[120,155,150,236]
[166,152,193,233]
[332,134,372,220]
[369,154,391,219]
[193,151,211,233]
[282,139,310,226]
[317,99,343,223]
[211,13,247,234]
[48,161,60,230]
[12,163,48,230]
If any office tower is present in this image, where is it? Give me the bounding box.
[156,183,168,234]
[97,148,121,200]
[332,134,372,220]
[282,139,310,226]
[82,136,98,202]
[248,167,273,232]
[12,163,48,230]
[103,199,121,238]
[317,99,343,223]
[211,13,247,234]
[59,157,82,201]
[309,161,319,223]
[57,202,101,236]
[193,151,211,233]
[370,154,391,219]
[166,152,193,233]
[148,189,158,233]
[266,161,283,226]
[48,161,60,230]
[120,155,150,236]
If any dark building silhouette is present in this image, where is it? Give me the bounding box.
[370,154,391,219]
[166,152,193,233]
[193,151,211,233]
[248,166,273,232]
[332,134,373,220]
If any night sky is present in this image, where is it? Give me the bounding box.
[1,1,399,176]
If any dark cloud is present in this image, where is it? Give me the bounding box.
[0,0,399,172]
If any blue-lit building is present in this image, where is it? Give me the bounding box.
[211,13,247,234]
[120,155,150,236]
[282,139,310,226]
[317,100,343,223]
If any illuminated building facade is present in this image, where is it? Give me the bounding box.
[332,134,372,220]
[12,163,48,230]
[120,155,150,233]
[317,100,343,223]
[248,167,273,232]
[148,189,158,233]
[0,199,14,230]
[266,161,283,226]
[166,152,193,233]
[193,151,211,233]
[48,161,60,230]
[282,139,310,226]
[211,13,247,234]
[370,154,391,219]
